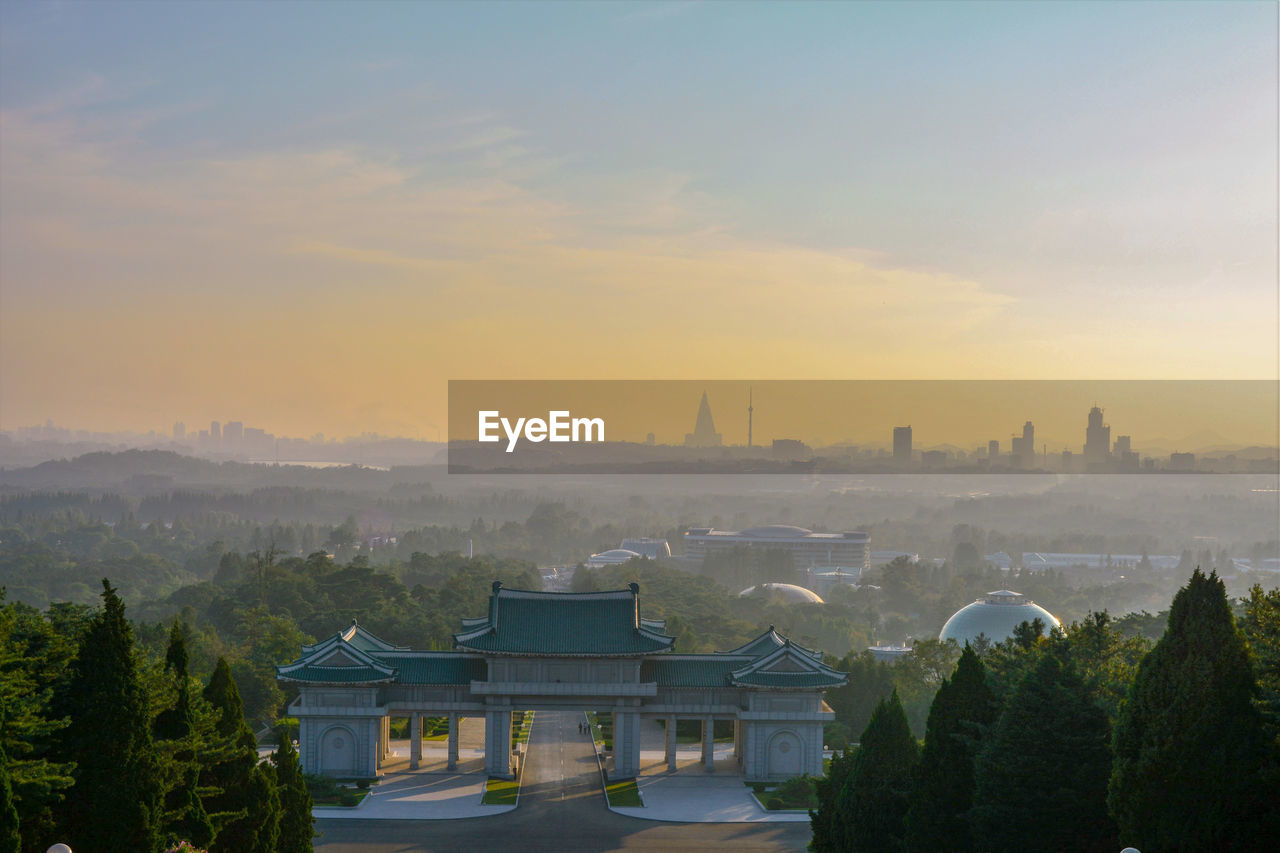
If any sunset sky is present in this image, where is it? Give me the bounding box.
[1,1,1275,439]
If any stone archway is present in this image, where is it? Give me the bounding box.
[766,730,802,778]
[319,724,358,776]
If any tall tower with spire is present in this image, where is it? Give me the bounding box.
[748,387,754,449]
[684,391,723,448]
[1084,404,1111,468]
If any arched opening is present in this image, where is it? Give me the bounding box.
[766,730,802,778]
[320,724,358,776]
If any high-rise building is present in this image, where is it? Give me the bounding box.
[747,387,754,449]
[173,422,185,441]
[223,421,244,447]
[210,420,221,442]
[1010,420,1035,469]
[988,439,1000,461]
[1113,434,1138,469]
[893,426,912,463]
[1083,405,1110,468]
[684,392,722,447]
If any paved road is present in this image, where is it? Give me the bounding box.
[314,711,811,852]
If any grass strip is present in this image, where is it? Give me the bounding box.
[482,777,520,806]
[312,789,368,807]
[605,779,642,808]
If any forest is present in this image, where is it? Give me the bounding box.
[811,572,1280,852]
[1,452,1277,850]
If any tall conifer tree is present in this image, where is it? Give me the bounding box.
[155,622,214,848]
[904,645,997,853]
[59,580,162,852]
[835,690,920,853]
[202,657,278,853]
[273,729,314,853]
[809,747,855,853]
[971,654,1116,852]
[1,735,19,853]
[1109,569,1277,850]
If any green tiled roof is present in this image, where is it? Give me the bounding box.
[454,585,674,656]
[641,657,745,687]
[283,665,395,684]
[727,643,848,690]
[372,653,486,685]
[720,627,822,661]
[730,669,846,688]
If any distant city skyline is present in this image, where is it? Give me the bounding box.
[8,379,1277,457]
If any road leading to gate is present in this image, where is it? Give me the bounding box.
[516,710,611,834]
[313,710,810,852]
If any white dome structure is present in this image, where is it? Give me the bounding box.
[738,582,825,605]
[939,590,1060,645]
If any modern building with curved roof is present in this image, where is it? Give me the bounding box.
[939,590,1061,645]
[738,582,825,605]
[683,524,870,570]
[277,583,846,784]
[585,548,642,568]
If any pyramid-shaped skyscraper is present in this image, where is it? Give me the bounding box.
[685,391,723,447]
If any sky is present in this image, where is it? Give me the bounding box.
[1,1,1276,439]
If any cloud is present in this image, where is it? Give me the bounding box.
[1,77,1270,436]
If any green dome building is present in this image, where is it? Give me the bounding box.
[939,589,1060,645]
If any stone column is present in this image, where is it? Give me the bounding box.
[702,714,715,773]
[485,710,512,778]
[298,717,313,774]
[613,711,640,780]
[409,713,421,770]
[665,715,677,772]
[733,719,743,763]
[447,712,459,771]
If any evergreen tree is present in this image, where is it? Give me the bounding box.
[809,747,854,853]
[825,651,896,744]
[1241,584,1280,741]
[59,579,162,853]
[244,763,280,853]
[273,728,314,853]
[154,623,214,849]
[1109,569,1278,851]
[1,736,19,853]
[835,690,919,853]
[0,593,76,852]
[202,657,275,853]
[904,645,997,853]
[971,654,1116,852]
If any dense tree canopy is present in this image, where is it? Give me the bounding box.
[971,654,1117,853]
[835,690,920,853]
[58,581,162,853]
[904,645,997,853]
[1109,570,1278,851]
